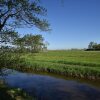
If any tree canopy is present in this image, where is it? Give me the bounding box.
[0,0,50,32]
[88,42,100,51]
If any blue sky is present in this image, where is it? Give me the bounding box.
[16,0,100,50]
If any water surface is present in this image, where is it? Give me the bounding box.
[0,69,100,100]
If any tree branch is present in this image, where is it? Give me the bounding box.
[0,9,22,32]
[0,10,10,18]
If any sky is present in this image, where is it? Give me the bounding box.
[16,0,100,50]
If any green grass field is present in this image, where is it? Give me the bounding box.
[29,50,100,65]
[19,50,100,80]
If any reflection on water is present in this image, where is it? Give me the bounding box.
[0,69,100,100]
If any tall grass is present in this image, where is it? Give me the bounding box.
[1,50,100,80]
[18,50,100,80]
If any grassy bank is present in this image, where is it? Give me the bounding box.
[14,50,100,80]
[1,50,100,80]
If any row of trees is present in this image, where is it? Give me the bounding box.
[88,42,100,50]
[0,30,48,53]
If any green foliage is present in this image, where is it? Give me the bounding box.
[88,42,100,50]
[0,30,18,44]
[17,50,100,80]
[0,42,100,80]
[14,34,47,53]
[0,30,48,74]
[24,34,45,52]
[0,86,36,100]
[0,0,50,31]
[93,44,100,50]
[0,52,24,68]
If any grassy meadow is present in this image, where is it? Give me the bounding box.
[16,50,100,80]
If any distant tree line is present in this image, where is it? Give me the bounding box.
[87,42,100,51]
[0,30,48,53]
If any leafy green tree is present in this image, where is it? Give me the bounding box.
[0,30,19,53]
[88,42,97,50]
[14,37,26,52]
[0,0,50,32]
[0,30,18,44]
[88,42,100,50]
[12,34,46,53]
[23,34,34,50]
[0,0,50,72]
[0,30,23,69]
[32,34,44,52]
[93,44,100,50]
[23,34,44,52]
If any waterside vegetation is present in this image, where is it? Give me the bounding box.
[0,31,100,80]
[1,50,100,80]
[0,81,35,100]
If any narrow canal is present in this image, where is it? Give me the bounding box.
[0,69,100,100]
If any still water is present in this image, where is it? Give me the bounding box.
[0,69,100,100]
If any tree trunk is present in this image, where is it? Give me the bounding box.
[0,25,3,32]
